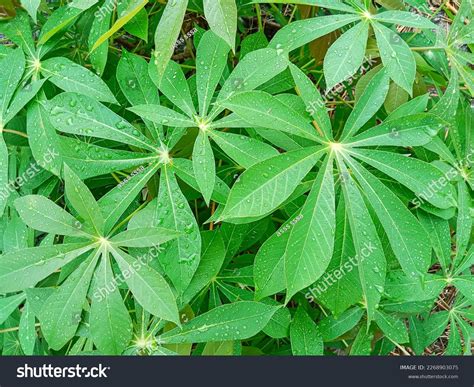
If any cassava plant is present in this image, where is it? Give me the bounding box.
[0,0,472,356]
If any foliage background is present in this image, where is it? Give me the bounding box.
[0,0,472,356]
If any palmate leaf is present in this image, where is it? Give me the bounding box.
[375,309,409,344]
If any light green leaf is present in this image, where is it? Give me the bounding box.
[216,48,289,104]
[0,243,93,294]
[160,60,196,118]
[196,30,230,116]
[128,104,196,128]
[220,147,324,221]
[349,114,442,147]
[222,91,321,142]
[349,148,454,209]
[180,231,226,306]
[154,167,201,293]
[15,195,91,238]
[337,159,385,322]
[290,307,323,355]
[110,246,180,325]
[345,157,431,278]
[19,302,36,355]
[193,130,215,205]
[0,293,26,325]
[285,157,335,301]
[151,0,188,87]
[289,63,332,140]
[319,306,364,341]
[203,0,237,52]
[50,93,156,152]
[41,57,117,104]
[324,21,369,92]
[90,255,132,354]
[40,249,100,350]
[110,227,182,248]
[375,309,409,344]
[160,301,279,344]
[64,164,105,236]
[341,68,390,140]
[373,11,437,28]
[269,14,361,53]
[90,0,148,52]
[373,22,416,94]
[210,130,279,169]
